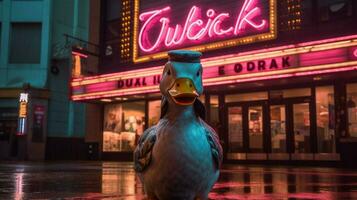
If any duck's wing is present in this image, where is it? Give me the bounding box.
[134,125,157,172]
[201,120,223,170]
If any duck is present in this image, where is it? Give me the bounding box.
[134,50,223,200]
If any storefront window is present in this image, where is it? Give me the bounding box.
[347,83,357,138]
[225,92,268,103]
[316,86,335,153]
[103,101,145,152]
[148,100,161,128]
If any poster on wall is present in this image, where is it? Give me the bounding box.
[103,103,145,152]
[103,104,122,133]
[103,104,123,152]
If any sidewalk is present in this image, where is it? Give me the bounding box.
[0,162,357,199]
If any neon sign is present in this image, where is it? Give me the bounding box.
[71,35,357,100]
[133,0,276,63]
[17,93,29,135]
[213,56,295,78]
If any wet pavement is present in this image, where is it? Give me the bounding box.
[0,162,357,199]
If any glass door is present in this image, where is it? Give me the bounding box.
[228,106,243,153]
[270,105,287,153]
[248,106,264,152]
[227,102,267,157]
[292,103,311,153]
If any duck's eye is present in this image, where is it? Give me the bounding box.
[167,69,171,76]
[196,70,200,77]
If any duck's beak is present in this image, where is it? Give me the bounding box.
[168,78,199,105]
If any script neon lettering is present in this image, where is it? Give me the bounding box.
[165,25,183,46]
[235,0,266,34]
[210,13,233,37]
[139,6,170,52]
[138,0,267,52]
[186,6,206,40]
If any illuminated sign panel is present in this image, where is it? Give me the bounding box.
[71,35,357,101]
[19,102,27,118]
[79,56,295,95]
[353,48,357,58]
[204,56,296,78]
[18,93,28,119]
[133,0,277,63]
[18,93,29,135]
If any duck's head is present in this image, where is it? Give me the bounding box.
[160,50,205,119]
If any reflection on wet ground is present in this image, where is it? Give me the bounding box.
[0,162,357,199]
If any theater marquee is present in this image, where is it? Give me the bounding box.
[133,0,277,63]
[71,34,357,101]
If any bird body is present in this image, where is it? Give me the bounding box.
[142,109,218,199]
[134,50,222,200]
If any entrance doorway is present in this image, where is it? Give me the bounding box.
[227,97,313,160]
[270,98,312,155]
[227,101,268,154]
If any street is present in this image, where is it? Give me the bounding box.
[0,162,357,199]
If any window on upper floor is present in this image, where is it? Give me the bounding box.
[106,0,121,21]
[100,0,132,71]
[9,23,42,64]
[278,0,314,32]
[318,0,354,22]
[0,23,2,54]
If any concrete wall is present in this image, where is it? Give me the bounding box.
[0,0,90,160]
[47,0,89,138]
[0,0,51,89]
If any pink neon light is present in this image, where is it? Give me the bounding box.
[165,25,183,46]
[72,88,160,101]
[295,66,357,76]
[299,49,347,67]
[354,49,357,57]
[139,7,171,52]
[71,34,357,84]
[85,81,118,93]
[203,66,357,87]
[298,35,357,47]
[72,66,357,101]
[138,0,267,52]
[72,51,88,58]
[209,13,234,37]
[186,6,204,40]
[234,0,266,34]
[203,56,297,79]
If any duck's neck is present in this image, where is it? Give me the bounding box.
[165,104,197,122]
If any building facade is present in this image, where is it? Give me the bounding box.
[0,0,90,160]
[76,0,357,164]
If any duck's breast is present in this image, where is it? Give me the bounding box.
[143,120,218,197]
